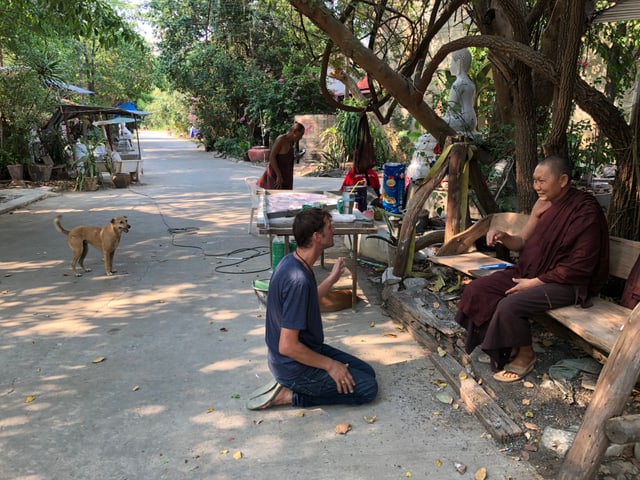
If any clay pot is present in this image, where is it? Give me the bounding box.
[112,173,131,188]
[7,164,24,181]
[82,176,98,191]
[247,146,270,162]
[27,164,53,182]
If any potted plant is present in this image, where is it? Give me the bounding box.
[74,142,99,191]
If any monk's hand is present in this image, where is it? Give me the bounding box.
[328,359,354,394]
[486,230,506,246]
[506,277,544,295]
[275,175,283,188]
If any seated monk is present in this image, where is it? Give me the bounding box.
[455,155,609,382]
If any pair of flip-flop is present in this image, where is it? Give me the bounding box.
[493,358,536,383]
[246,378,283,410]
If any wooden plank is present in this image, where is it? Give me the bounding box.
[609,236,640,279]
[545,300,630,355]
[430,353,522,442]
[429,251,503,277]
[558,304,640,480]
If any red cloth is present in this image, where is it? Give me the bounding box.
[340,168,381,192]
[257,150,295,189]
[458,188,610,328]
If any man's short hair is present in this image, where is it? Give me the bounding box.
[293,208,330,247]
[539,155,571,178]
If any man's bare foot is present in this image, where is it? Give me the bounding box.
[261,386,292,409]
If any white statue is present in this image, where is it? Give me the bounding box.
[442,48,478,137]
[408,133,439,181]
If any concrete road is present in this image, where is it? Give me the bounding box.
[0,131,540,479]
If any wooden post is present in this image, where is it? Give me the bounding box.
[444,144,469,242]
[558,304,640,480]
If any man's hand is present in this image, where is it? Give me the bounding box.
[327,257,345,284]
[505,277,544,295]
[327,359,355,394]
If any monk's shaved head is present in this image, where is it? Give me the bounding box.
[538,155,571,178]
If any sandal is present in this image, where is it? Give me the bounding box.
[493,358,535,383]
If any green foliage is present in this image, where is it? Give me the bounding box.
[147,0,336,156]
[0,67,56,173]
[324,104,392,171]
[138,88,191,133]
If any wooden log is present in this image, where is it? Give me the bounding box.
[430,352,522,442]
[392,159,449,277]
[558,304,640,480]
[444,143,468,242]
[605,414,640,444]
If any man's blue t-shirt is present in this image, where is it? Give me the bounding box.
[265,254,324,381]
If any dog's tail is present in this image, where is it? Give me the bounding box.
[53,215,70,236]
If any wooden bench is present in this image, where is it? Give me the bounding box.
[429,212,640,359]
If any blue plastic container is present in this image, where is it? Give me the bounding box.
[381,163,406,213]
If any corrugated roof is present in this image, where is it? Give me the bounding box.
[593,0,640,23]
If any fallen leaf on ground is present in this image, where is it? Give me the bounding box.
[231,393,240,399]
[207,407,215,413]
[525,410,534,418]
[522,398,531,406]
[435,458,442,467]
[524,421,539,431]
[435,392,453,405]
[523,381,534,388]
[475,467,487,480]
[219,327,228,332]
[383,332,397,338]
[432,379,447,388]
[405,472,412,478]
[523,443,538,452]
[437,346,447,357]
[132,385,140,392]
[542,339,554,347]
[335,422,351,434]
[25,395,35,403]
[369,321,375,327]
[298,411,305,417]
[233,451,242,460]
[395,325,404,331]
[219,449,229,454]
[92,356,106,364]
[364,415,376,424]
[459,371,468,380]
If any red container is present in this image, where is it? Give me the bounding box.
[247,146,270,162]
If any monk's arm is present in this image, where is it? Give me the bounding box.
[268,135,286,181]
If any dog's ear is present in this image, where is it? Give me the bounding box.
[110,218,116,225]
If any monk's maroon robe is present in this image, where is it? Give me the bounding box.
[257,150,295,190]
[456,188,609,369]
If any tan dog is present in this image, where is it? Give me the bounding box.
[54,215,131,276]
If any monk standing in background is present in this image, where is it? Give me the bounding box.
[257,121,305,190]
[455,155,609,383]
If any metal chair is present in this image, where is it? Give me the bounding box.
[245,176,261,233]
